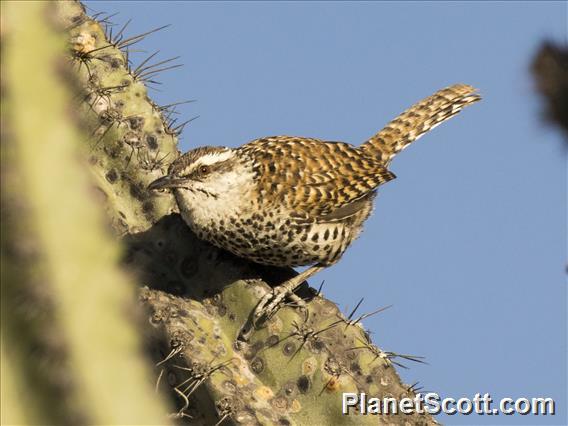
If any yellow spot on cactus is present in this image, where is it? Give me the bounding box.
[302,356,317,376]
[253,386,274,401]
[290,399,302,413]
[232,371,249,387]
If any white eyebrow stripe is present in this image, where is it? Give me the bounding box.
[197,150,234,166]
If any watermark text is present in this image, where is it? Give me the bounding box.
[342,392,555,416]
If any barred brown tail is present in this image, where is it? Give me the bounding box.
[359,84,481,165]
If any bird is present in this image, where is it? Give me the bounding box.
[149,84,481,339]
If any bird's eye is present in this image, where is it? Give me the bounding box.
[199,165,210,175]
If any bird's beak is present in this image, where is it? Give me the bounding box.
[148,175,187,191]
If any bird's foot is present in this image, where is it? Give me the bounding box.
[236,265,325,342]
[237,278,306,342]
[252,283,306,327]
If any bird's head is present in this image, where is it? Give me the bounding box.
[148,146,250,203]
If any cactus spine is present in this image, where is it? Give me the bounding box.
[1,1,436,424]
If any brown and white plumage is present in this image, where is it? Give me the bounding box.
[150,83,480,268]
[240,137,395,220]
[149,84,480,331]
[360,84,481,164]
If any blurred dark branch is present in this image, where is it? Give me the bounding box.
[531,41,568,139]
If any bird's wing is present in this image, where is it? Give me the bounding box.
[241,136,395,221]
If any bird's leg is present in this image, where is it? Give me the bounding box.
[253,265,325,326]
[238,265,325,342]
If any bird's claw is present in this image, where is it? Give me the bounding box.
[253,285,310,327]
[252,286,289,327]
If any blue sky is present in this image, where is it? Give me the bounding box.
[86,2,566,424]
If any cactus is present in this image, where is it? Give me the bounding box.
[0,2,171,424]
[1,1,436,424]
